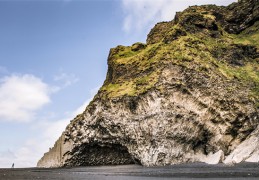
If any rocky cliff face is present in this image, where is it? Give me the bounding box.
[38,0,259,167]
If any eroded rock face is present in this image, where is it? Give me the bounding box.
[38,0,259,167]
[37,135,73,167]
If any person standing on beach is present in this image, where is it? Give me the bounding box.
[12,163,14,168]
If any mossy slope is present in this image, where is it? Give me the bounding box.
[100,0,259,103]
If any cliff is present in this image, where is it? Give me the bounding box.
[38,0,259,167]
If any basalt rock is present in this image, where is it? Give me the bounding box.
[38,0,259,167]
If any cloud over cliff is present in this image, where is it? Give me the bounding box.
[0,74,51,122]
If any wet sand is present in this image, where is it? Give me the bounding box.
[1,163,259,180]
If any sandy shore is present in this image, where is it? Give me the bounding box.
[1,163,259,180]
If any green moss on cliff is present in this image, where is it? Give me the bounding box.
[102,82,135,97]
[101,70,159,98]
[232,21,259,47]
[101,3,259,100]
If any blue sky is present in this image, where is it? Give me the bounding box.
[0,0,237,168]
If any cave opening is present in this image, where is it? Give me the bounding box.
[65,143,140,166]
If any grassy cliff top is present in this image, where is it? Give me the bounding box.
[98,0,259,101]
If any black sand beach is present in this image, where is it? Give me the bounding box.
[1,163,259,180]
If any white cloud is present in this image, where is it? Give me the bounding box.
[0,86,100,168]
[122,0,237,33]
[54,71,79,88]
[0,74,51,122]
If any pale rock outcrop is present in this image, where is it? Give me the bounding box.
[201,150,225,164]
[37,134,73,167]
[224,125,259,164]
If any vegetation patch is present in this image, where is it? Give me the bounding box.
[101,71,159,98]
[101,14,259,101]
[231,21,259,47]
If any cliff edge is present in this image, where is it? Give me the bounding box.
[38,0,259,167]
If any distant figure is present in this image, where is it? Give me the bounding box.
[12,163,14,168]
